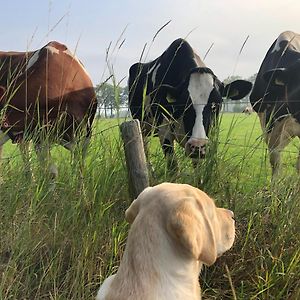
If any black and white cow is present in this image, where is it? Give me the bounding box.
[250,31,300,176]
[129,38,252,168]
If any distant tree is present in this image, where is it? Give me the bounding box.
[95,83,128,117]
[246,73,257,84]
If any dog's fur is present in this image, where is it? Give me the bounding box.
[96,183,235,300]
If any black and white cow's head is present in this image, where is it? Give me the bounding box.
[156,67,252,158]
[263,59,300,98]
[262,59,300,121]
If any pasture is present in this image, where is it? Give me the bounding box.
[0,113,299,299]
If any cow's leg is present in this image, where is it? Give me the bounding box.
[0,131,11,179]
[296,149,300,174]
[142,136,150,162]
[0,131,10,159]
[266,118,294,177]
[268,147,281,177]
[18,142,33,177]
[62,133,90,189]
[295,135,300,174]
[157,121,178,172]
[63,135,90,160]
[34,143,58,180]
[82,135,91,160]
[158,130,177,172]
[257,112,287,177]
[162,137,178,171]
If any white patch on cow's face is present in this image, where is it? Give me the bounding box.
[187,72,214,145]
[46,45,60,55]
[26,50,40,70]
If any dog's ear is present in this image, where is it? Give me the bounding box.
[125,186,153,223]
[125,199,140,224]
[167,198,217,266]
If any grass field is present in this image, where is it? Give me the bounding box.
[0,113,299,299]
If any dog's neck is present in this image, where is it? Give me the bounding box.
[105,213,203,300]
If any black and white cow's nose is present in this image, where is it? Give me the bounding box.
[185,138,208,159]
[190,145,206,159]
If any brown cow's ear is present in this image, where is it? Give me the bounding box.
[0,86,5,101]
[125,199,140,224]
[167,197,217,266]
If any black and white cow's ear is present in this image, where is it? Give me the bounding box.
[151,84,179,103]
[263,68,287,86]
[222,80,253,100]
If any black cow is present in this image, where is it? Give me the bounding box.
[129,38,252,168]
[250,31,300,176]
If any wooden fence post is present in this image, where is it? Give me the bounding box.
[120,119,149,199]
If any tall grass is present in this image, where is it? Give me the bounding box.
[1,113,299,299]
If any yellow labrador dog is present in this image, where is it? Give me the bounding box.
[96,182,235,300]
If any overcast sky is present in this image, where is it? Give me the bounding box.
[1,0,300,86]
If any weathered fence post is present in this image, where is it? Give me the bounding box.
[120,119,149,199]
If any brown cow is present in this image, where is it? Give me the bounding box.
[0,41,97,178]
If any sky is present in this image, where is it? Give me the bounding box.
[1,0,300,86]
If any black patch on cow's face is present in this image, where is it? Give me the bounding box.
[182,98,196,140]
[203,86,223,135]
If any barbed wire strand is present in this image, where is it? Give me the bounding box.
[1,119,299,163]
[98,99,300,112]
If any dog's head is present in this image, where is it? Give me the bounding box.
[125,183,235,266]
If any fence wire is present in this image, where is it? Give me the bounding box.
[1,115,300,164]
[98,99,300,116]
[0,123,120,161]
